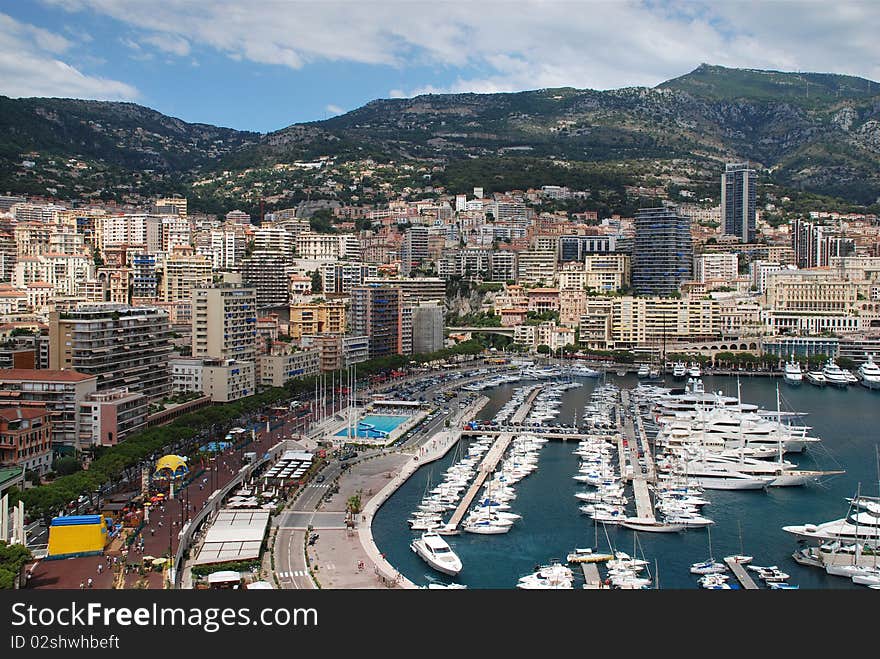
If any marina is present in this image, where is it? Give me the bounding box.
[373,372,879,588]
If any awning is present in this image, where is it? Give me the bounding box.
[207,570,241,584]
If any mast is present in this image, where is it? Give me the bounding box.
[776,384,784,466]
[738,519,745,557]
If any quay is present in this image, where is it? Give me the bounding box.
[445,388,541,531]
[724,557,760,589]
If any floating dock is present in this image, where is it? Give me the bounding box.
[580,562,606,589]
[724,557,760,590]
[445,389,541,531]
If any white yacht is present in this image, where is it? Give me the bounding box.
[688,362,702,378]
[857,355,880,390]
[783,355,803,385]
[783,495,880,544]
[636,364,651,378]
[805,370,826,387]
[569,365,601,378]
[821,358,850,388]
[410,531,463,576]
[672,362,688,379]
[676,461,773,490]
[517,562,574,589]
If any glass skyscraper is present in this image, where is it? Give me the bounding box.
[632,207,693,297]
[721,162,757,243]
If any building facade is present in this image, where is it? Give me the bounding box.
[632,207,693,297]
[721,163,757,243]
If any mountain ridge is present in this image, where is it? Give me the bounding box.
[2,64,879,205]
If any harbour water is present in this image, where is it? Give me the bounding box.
[372,374,880,589]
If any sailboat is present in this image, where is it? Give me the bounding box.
[724,520,753,565]
[690,525,726,574]
[567,519,614,563]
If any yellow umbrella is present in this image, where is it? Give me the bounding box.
[151,557,167,567]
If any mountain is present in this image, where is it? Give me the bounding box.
[2,64,879,206]
[249,64,880,203]
[0,96,257,170]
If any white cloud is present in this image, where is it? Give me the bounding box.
[0,12,138,99]
[40,1,880,98]
[141,33,190,57]
[325,104,344,116]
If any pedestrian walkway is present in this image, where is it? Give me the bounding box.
[28,412,304,590]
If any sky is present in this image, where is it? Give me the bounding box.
[1,1,879,133]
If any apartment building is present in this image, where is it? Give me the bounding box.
[516,250,557,286]
[0,407,52,476]
[77,387,148,447]
[320,262,378,296]
[579,297,720,350]
[48,305,172,401]
[0,369,97,450]
[288,300,347,340]
[241,250,293,308]
[299,334,370,371]
[350,285,403,358]
[694,252,739,283]
[363,277,445,303]
[192,285,258,363]
[258,348,320,387]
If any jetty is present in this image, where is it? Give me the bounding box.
[724,557,760,590]
[444,388,540,532]
[620,390,655,521]
[580,562,606,589]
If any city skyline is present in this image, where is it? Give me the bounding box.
[1,1,880,131]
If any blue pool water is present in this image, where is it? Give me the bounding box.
[335,414,409,438]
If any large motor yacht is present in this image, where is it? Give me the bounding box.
[410,531,463,576]
[821,358,850,388]
[783,496,880,544]
[857,355,880,390]
[783,355,803,386]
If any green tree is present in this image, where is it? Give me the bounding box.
[310,271,323,294]
[0,542,32,590]
[536,344,551,354]
[52,456,81,476]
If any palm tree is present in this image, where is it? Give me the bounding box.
[347,494,362,515]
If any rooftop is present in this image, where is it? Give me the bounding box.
[0,368,97,382]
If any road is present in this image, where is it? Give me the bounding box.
[271,369,489,589]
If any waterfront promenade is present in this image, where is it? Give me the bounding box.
[273,394,490,589]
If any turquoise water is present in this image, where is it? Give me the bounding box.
[335,414,409,438]
[372,375,880,589]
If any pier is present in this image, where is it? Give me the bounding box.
[724,557,760,589]
[620,390,656,521]
[445,388,541,531]
[460,428,593,440]
[580,563,605,589]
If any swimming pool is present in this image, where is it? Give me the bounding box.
[335,414,409,439]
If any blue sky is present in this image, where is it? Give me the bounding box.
[2,1,879,133]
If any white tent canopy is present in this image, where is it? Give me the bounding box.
[207,570,241,584]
